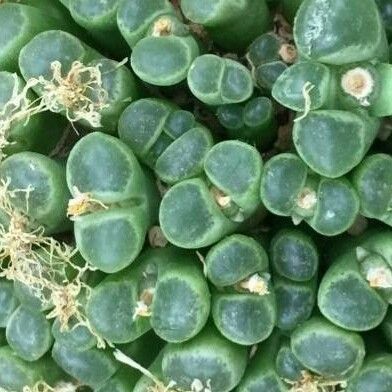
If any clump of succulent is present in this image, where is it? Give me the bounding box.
[0,0,392,391]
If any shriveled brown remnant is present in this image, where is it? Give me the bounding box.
[148,226,168,248]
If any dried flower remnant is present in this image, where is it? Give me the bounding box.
[133,288,155,320]
[341,67,374,106]
[152,17,173,37]
[296,188,318,211]
[114,350,212,392]
[279,43,297,64]
[210,186,245,223]
[67,186,109,220]
[0,61,109,160]
[285,371,347,392]
[210,186,231,209]
[0,178,106,347]
[366,266,392,289]
[0,75,42,161]
[33,60,109,127]
[19,381,80,392]
[238,273,270,295]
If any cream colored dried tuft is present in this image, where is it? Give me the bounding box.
[296,188,318,210]
[133,288,155,320]
[152,17,173,37]
[366,266,392,289]
[0,61,109,161]
[211,187,232,208]
[67,186,108,220]
[285,371,347,392]
[239,273,270,296]
[0,75,41,161]
[279,43,297,64]
[341,67,374,106]
[0,178,106,348]
[34,60,109,127]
